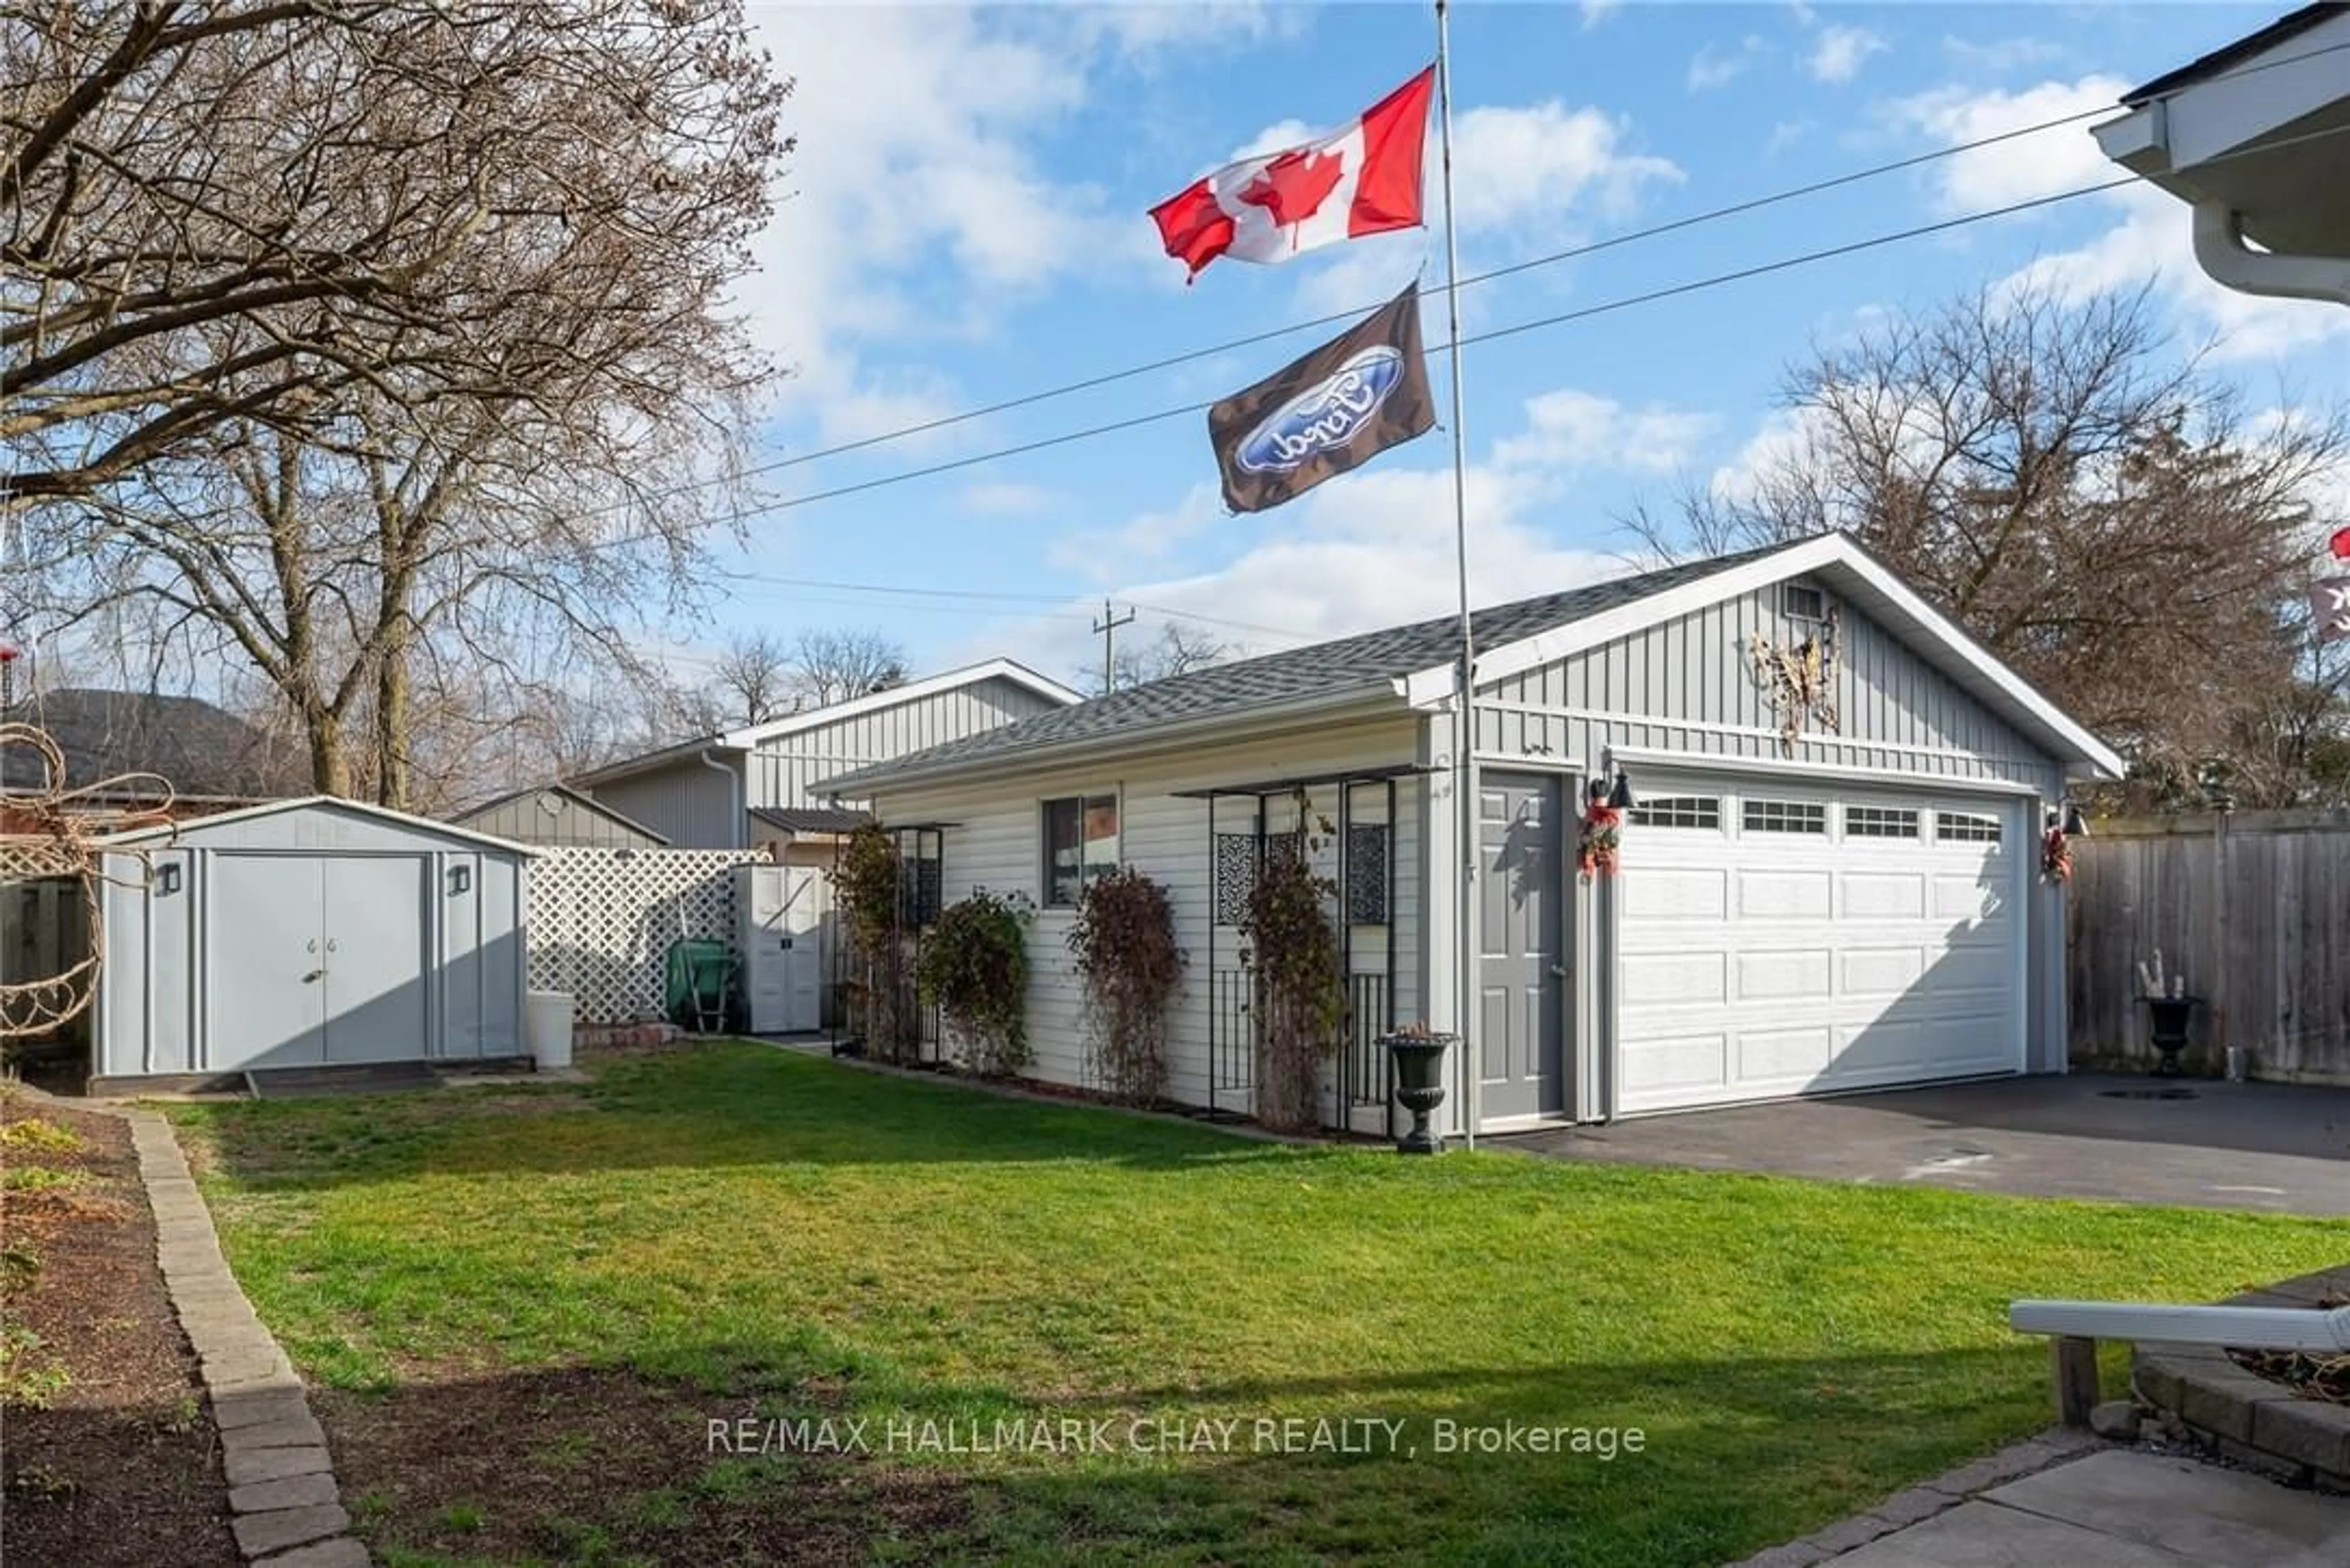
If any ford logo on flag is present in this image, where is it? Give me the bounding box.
[1237,348,1407,474]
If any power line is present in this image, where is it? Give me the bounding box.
[581,34,2350,518]
[699,179,2123,523]
[668,105,2350,529]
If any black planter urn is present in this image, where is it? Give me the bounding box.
[2143,995,2201,1076]
[1382,1032,1455,1155]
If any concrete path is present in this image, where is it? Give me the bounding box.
[1818,1448,2350,1566]
[1505,1073,2350,1214]
[127,1110,370,1567]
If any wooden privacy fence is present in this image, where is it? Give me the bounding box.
[2067,810,2350,1083]
[526,846,767,1025]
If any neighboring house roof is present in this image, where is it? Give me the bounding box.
[1,687,300,802]
[95,794,539,855]
[450,782,671,845]
[2121,2,2341,103]
[823,534,2126,794]
[748,805,871,835]
[571,657,1083,788]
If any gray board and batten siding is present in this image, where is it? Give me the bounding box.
[1473,581,2068,800]
[451,784,668,850]
[744,675,1070,812]
[90,799,531,1086]
[587,670,1073,849]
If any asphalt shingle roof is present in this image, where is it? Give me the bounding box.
[826,541,1799,792]
[1,688,301,801]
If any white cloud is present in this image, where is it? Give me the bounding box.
[2004,184,2350,362]
[1006,385,1709,670]
[1709,408,1817,509]
[1073,2,1301,58]
[1220,95,1682,316]
[1765,119,1810,158]
[1891,75,2128,213]
[1941,35,2067,73]
[1893,75,2350,362]
[958,481,1061,519]
[1494,390,1715,474]
[1688,38,1767,92]
[1580,0,1622,29]
[1046,483,1222,580]
[1449,101,1684,232]
[737,8,1125,446]
[1808,24,1887,84]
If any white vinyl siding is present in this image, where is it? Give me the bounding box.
[868,717,1422,1129]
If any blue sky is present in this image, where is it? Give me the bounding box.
[694,2,2350,691]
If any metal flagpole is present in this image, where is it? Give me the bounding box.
[1434,0,1479,1149]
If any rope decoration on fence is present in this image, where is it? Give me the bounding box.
[0,721,177,1042]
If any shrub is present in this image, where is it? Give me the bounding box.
[1067,868,1186,1106]
[832,824,916,1061]
[916,890,1031,1077]
[1239,804,1345,1133]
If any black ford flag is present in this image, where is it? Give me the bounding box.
[1208,280,1436,513]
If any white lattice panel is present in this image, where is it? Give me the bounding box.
[527,847,766,1024]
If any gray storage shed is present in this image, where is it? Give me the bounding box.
[90,797,533,1089]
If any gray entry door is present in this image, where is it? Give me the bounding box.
[1477,772,1566,1121]
[209,854,329,1069]
[321,856,429,1063]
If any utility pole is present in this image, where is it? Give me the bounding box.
[1093,599,1136,695]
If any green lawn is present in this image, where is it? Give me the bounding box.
[168,1045,2346,1567]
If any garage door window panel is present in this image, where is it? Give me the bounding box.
[1936,810,2003,844]
[1846,806,1920,839]
[1630,796,1721,831]
[1742,799,1827,835]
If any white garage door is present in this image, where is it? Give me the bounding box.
[1614,776,2026,1115]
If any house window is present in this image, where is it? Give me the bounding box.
[1845,805,1920,839]
[1742,799,1827,834]
[1937,810,2004,844]
[1781,582,1828,622]
[1043,794,1119,907]
[1630,796,1721,831]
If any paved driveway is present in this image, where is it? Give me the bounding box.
[1502,1073,2350,1214]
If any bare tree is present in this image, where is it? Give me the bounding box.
[786,629,908,709]
[710,633,794,726]
[1626,281,2349,799]
[10,2,792,805]
[1088,619,1242,695]
[3,1,787,503]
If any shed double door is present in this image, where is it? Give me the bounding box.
[211,854,428,1068]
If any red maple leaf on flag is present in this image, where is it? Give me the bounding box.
[1240,147,1345,228]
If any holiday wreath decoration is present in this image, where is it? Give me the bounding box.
[1576,783,1621,879]
[2041,815,2074,884]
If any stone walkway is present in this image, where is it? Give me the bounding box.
[1737,1439,2350,1566]
[127,1110,368,1567]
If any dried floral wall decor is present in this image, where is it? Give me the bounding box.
[1750,605,1841,755]
[2041,818,2073,884]
[1576,793,1621,879]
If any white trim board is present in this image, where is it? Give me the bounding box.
[1600,745,2046,797]
[1475,697,2038,769]
[95,794,542,856]
[1401,534,2124,780]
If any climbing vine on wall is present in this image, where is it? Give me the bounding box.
[916,889,1032,1077]
[1067,867,1186,1107]
[1239,797,1345,1133]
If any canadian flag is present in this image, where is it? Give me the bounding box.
[1151,66,1435,283]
